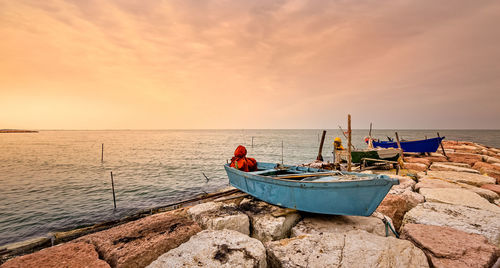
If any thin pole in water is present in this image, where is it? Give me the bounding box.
[111,171,116,209]
[281,140,284,164]
[101,143,104,162]
[252,137,254,148]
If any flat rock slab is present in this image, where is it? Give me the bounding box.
[433,162,471,168]
[291,214,388,237]
[402,202,500,246]
[401,224,499,268]
[239,199,301,242]
[418,171,496,187]
[415,177,499,202]
[77,209,201,268]
[266,230,429,268]
[403,163,428,172]
[188,201,250,235]
[447,152,483,166]
[404,157,431,166]
[419,188,500,212]
[430,163,479,174]
[147,229,267,268]
[1,242,110,268]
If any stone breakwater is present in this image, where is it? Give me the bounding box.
[1,140,500,268]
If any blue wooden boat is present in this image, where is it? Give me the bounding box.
[370,136,445,153]
[224,162,399,216]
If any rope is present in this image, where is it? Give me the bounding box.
[382,218,399,238]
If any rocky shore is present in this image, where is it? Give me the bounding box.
[1,140,500,267]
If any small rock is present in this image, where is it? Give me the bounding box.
[419,188,500,212]
[187,202,250,235]
[375,194,408,230]
[266,230,429,267]
[239,199,301,242]
[0,242,110,268]
[403,163,428,172]
[430,163,479,173]
[77,209,201,268]
[401,224,499,268]
[291,214,388,237]
[402,202,500,246]
[418,171,496,187]
[147,230,266,268]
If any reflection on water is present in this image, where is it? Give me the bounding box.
[0,129,499,245]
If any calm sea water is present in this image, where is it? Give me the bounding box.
[1,129,499,246]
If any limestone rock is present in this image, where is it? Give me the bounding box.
[402,202,500,246]
[423,155,448,163]
[473,161,500,172]
[447,152,483,166]
[239,199,301,242]
[0,242,110,268]
[433,161,471,168]
[430,163,479,174]
[291,214,387,237]
[400,190,425,209]
[388,176,416,194]
[483,155,500,164]
[403,162,428,172]
[147,229,266,268]
[418,171,496,187]
[77,209,201,268]
[481,184,500,195]
[416,177,498,202]
[187,202,250,235]
[401,224,499,268]
[375,194,408,230]
[405,157,431,166]
[266,230,429,268]
[419,188,500,212]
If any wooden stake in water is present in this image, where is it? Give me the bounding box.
[316,130,326,161]
[347,115,352,172]
[281,140,284,164]
[101,143,104,162]
[252,137,254,148]
[111,171,116,209]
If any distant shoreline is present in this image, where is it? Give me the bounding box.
[0,129,38,133]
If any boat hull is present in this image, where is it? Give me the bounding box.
[224,163,399,216]
[372,137,444,153]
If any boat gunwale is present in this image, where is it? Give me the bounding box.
[373,136,444,144]
[224,164,399,185]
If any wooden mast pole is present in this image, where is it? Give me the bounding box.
[347,115,352,171]
[316,130,326,161]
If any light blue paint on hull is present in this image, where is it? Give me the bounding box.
[224,162,399,216]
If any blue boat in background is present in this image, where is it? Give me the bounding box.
[370,136,445,153]
[224,162,399,216]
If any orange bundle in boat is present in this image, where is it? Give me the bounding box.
[230,145,257,172]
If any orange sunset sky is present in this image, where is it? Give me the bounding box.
[1,0,499,129]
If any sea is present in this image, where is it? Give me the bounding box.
[1,129,499,246]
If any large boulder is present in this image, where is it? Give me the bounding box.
[291,214,388,237]
[266,230,429,267]
[423,155,448,163]
[187,202,250,235]
[430,163,479,174]
[418,171,496,187]
[419,188,500,212]
[433,162,471,168]
[388,176,416,194]
[402,202,500,246]
[401,224,499,268]
[239,199,301,242]
[375,194,408,230]
[473,162,500,172]
[483,155,500,164]
[77,209,201,268]
[147,230,266,268]
[0,242,110,268]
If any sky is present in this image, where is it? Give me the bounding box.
[1,0,499,129]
